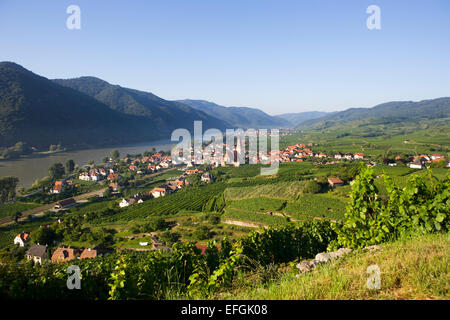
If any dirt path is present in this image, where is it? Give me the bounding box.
[222,219,267,229]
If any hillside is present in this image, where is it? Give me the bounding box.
[0,62,159,149]
[275,111,331,126]
[0,62,229,150]
[297,98,450,129]
[53,77,227,134]
[177,99,290,128]
[228,233,449,300]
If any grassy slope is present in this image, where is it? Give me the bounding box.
[226,233,449,300]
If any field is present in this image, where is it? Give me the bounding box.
[283,194,347,221]
[0,201,41,219]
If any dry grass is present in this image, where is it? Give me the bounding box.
[223,232,449,300]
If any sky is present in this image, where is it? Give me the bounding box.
[0,0,449,115]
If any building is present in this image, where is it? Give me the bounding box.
[54,198,77,210]
[50,181,64,194]
[431,154,443,160]
[328,177,344,188]
[354,153,364,159]
[408,159,424,169]
[26,244,48,264]
[201,172,212,183]
[14,232,30,247]
[151,185,173,198]
[119,196,144,208]
[80,248,100,259]
[51,247,78,263]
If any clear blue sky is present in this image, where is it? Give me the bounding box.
[0,0,449,115]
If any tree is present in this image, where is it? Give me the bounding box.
[65,159,75,173]
[103,188,112,198]
[31,227,57,245]
[303,180,321,194]
[193,226,211,240]
[11,211,22,223]
[0,177,19,203]
[88,160,95,166]
[102,156,109,164]
[159,231,181,246]
[111,150,120,161]
[48,163,65,179]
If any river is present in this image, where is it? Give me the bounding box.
[0,139,175,188]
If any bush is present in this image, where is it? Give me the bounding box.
[330,166,449,250]
[303,180,321,194]
[192,226,212,240]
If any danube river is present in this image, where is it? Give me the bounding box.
[0,139,175,188]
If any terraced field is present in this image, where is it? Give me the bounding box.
[282,194,347,221]
[224,181,304,200]
[0,201,41,219]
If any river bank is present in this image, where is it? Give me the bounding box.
[0,139,175,188]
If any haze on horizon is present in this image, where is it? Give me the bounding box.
[0,0,449,115]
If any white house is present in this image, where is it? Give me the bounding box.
[119,198,130,208]
[409,160,424,169]
[14,232,30,247]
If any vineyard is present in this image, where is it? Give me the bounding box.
[0,201,40,219]
[100,183,228,222]
[224,181,304,201]
[283,194,347,221]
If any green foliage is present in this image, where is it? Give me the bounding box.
[192,225,212,240]
[31,227,57,245]
[330,166,449,250]
[0,176,18,203]
[240,220,337,266]
[48,163,65,179]
[65,159,75,173]
[111,150,120,161]
[303,180,321,194]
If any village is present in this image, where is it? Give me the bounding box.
[4,138,449,266]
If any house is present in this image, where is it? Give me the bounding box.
[160,161,171,168]
[51,247,78,263]
[119,198,131,208]
[431,154,443,160]
[119,195,144,208]
[408,159,424,169]
[201,172,212,183]
[14,232,30,247]
[26,244,48,264]
[328,177,344,188]
[80,248,101,259]
[334,153,343,159]
[54,198,77,210]
[78,172,91,181]
[107,173,119,181]
[151,185,172,198]
[354,153,364,159]
[50,181,64,194]
[344,153,353,160]
[109,182,119,192]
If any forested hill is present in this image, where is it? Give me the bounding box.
[53,77,228,132]
[296,98,450,129]
[177,99,290,128]
[0,62,224,150]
